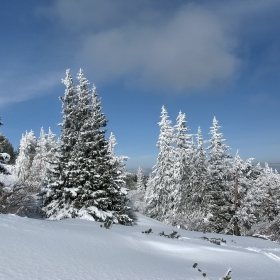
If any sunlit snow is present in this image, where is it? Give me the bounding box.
[0,213,279,279]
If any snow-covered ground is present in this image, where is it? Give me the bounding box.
[0,213,279,280]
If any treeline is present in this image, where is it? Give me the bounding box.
[129,107,280,240]
[0,69,279,240]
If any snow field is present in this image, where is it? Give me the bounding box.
[0,213,279,280]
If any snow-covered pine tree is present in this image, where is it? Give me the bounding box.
[9,130,42,216]
[136,166,145,192]
[206,116,232,233]
[180,127,209,231]
[43,69,79,219]
[15,130,37,183]
[44,69,132,224]
[31,128,57,187]
[242,163,280,239]
[0,119,10,176]
[108,132,129,190]
[224,151,257,235]
[242,163,266,222]
[31,128,47,184]
[258,163,280,222]
[192,127,207,207]
[169,111,193,226]
[145,106,175,222]
[0,133,16,164]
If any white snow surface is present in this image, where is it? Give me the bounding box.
[0,213,279,280]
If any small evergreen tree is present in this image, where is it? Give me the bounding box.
[31,128,57,187]
[15,130,37,183]
[136,166,145,192]
[0,119,10,176]
[108,132,129,191]
[0,133,16,164]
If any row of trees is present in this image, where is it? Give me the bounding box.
[130,106,280,238]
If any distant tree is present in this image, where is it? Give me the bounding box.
[136,166,145,191]
[44,69,132,224]
[124,173,137,190]
[127,167,147,213]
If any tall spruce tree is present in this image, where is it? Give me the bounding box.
[146,106,174,222]
[44,69,131,224]
[169,111,192,226]
[206,116,232,233]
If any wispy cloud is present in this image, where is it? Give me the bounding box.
[0,71,63,107]
[78,8,239,92]
[249,93,279,107]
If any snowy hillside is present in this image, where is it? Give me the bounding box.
[0,214,279,280]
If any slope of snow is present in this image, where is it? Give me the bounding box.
[0,213,279,280]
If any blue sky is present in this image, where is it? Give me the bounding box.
[1,0,280,173]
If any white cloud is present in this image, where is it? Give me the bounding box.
[39,1,241,93]
[38,0,280,93]
[76,6,240,92]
